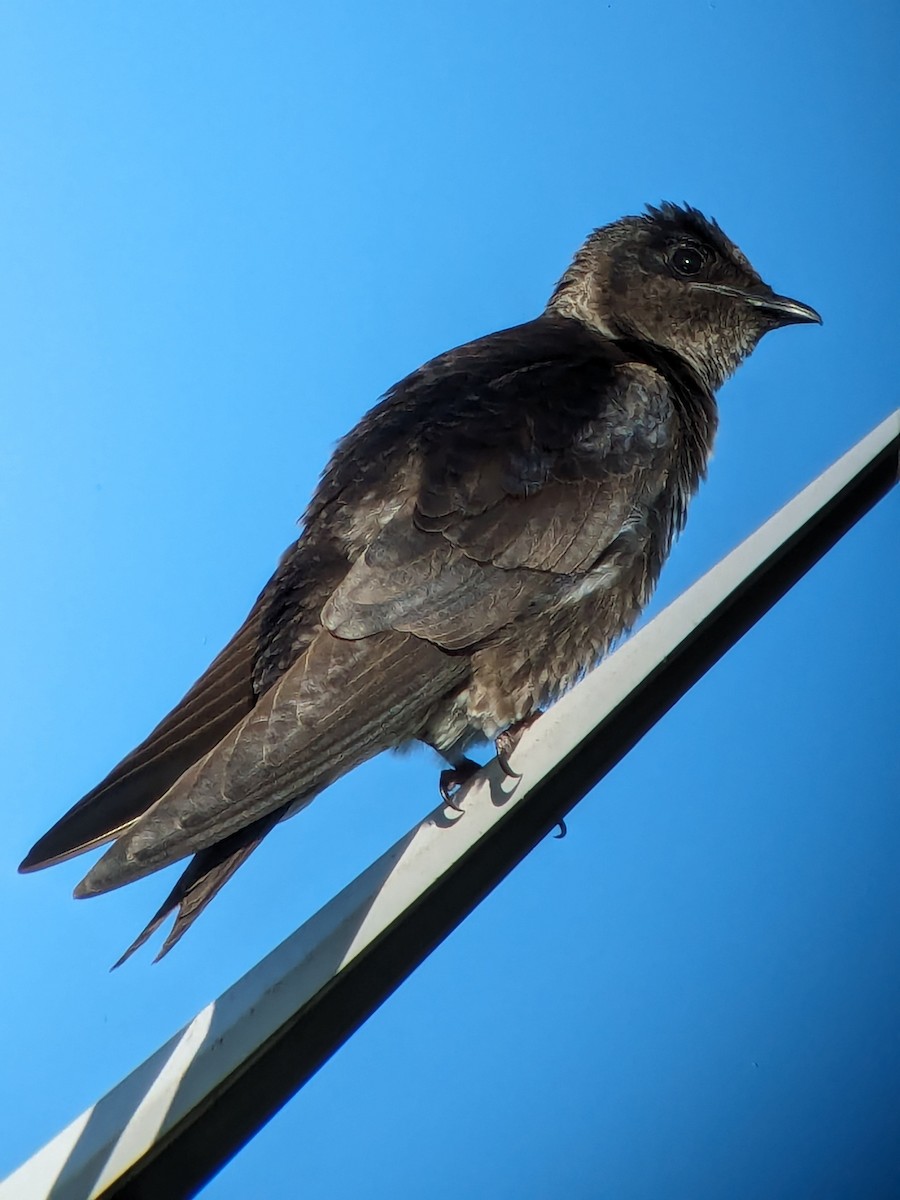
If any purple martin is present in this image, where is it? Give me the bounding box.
[20,203,821,963]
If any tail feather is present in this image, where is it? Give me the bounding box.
[112,805,288,968]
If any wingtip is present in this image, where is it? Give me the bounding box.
[73,842,134,898]
[19,837,68,874]
[19,821,124,875]
[72,876,96,900]
[72,834,164,899]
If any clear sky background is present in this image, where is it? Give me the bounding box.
[1,3,898,1197]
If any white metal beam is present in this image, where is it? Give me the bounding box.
[3,409,898,1200]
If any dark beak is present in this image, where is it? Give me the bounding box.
[694,282,822,326]
[747,290,822,326]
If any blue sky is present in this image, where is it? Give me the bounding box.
[1,2,898,1197]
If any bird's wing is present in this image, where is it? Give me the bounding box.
[19,595,268,872]
[20,529,352,877]
[322,355,678,650]
[76,629,466,895]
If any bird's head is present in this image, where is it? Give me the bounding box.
[547,202,821,390]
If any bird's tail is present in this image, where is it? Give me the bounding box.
[112,804,289,968]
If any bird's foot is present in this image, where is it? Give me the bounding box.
[439,757,481,811]
[495,713,542,778]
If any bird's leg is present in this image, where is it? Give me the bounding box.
[495,712,542,778]
[439,757,481,811]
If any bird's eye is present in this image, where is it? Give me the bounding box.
[669,246,705,276]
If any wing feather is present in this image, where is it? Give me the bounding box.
[322,357,676,650]
[19,600,265,871]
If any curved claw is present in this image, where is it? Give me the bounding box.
[439,772,466,812]
[494,712,542,780]
[553,818,567,840]
[439,758,480,812]
[496,746,521,780]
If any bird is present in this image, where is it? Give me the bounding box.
[20,202,821,964]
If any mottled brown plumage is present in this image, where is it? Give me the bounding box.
[20,203,820,962]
